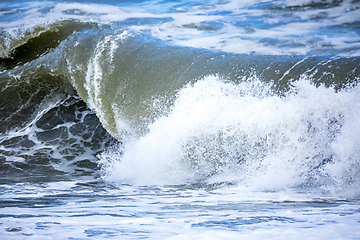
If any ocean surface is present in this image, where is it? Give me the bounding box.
[1,0,360,239]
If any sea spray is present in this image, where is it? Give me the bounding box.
[99,75,360,196]
[1,1,360,239]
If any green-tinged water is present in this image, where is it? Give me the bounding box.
[1,0,360,239]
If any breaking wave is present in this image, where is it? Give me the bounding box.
[99,75,360,196]
[1,1,359,197]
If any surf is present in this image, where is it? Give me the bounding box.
[0,1,359,197]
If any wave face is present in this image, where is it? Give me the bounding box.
[0,0,360,197]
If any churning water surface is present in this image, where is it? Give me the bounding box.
[1,0,360,239]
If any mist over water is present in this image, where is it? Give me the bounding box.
[1,0,360,239]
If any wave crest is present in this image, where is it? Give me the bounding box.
[99,75,360,197]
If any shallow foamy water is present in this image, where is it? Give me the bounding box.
[1,181,360,240]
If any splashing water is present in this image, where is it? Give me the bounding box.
[1,1,360,239]
[99,75,360,196]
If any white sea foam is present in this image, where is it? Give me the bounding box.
[1,182,359,239]
[99,75,360,196]
[1,1,360,239]
[1,0,359,57]
[140,0,360,55]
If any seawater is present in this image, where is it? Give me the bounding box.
[1,182,360,239]
[1,0,360,239]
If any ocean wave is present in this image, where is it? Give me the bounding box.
[0,1,359,196]
[99,76,360,196]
